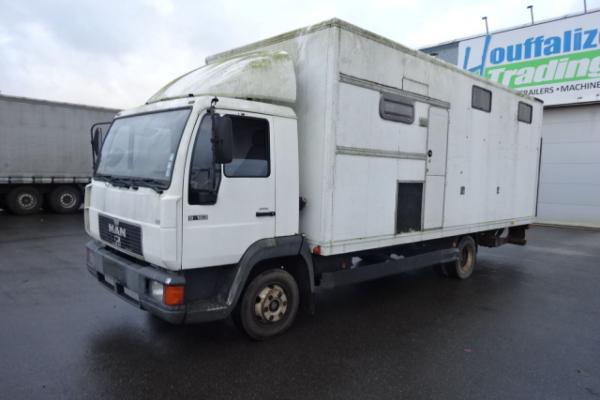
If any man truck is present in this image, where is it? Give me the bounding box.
[85,19,543,339]
[0,94,118,215]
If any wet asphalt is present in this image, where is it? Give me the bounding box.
[0,211,599,400]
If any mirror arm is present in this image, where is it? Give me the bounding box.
[209,97,220,191]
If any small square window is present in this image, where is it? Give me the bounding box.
[518,102,533,124]
[472,86,492,112]
[380,93,414,124]
[224,116,270,178]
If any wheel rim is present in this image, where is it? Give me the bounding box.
[458,246,473,274]
[254,284,288,323]
[17,193,37,210]
[59,192,76,209]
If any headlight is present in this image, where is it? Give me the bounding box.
[148,280,184,306]
[149,281,164,302]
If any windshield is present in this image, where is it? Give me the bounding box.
[96,108,191,190]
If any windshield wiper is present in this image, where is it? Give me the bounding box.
[95,175,165,193]
[134,178,166,194]
[96,174,138,190]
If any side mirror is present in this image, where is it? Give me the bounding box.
[92,127,102,157]
[213,116,233,164]
[90,122,111,170]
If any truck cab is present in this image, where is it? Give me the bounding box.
[85,89,313,338]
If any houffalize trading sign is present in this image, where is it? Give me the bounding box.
[458,11,600,106]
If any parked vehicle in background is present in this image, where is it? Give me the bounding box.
[85,19,543,339]
[0,94,118,214]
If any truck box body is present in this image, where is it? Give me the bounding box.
[0,94,118,184]
[205,19,543,255]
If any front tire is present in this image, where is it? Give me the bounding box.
[235,269,300,340]
[6,186,43,215]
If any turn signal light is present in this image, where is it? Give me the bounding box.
[163,285,185,306]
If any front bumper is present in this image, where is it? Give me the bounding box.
[86,240,231,324]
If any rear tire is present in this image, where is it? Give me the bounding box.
[444,236,477,280]
[48,185,82,214]
[6,186,43,215]
[235,268,300,340]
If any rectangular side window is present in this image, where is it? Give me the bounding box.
[224,115,270,178]
[472,86,492,112]
[380,93,414,124]
[518,102,533,124]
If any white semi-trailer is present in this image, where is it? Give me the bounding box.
[0,95,118,214]
[85,19,543,339]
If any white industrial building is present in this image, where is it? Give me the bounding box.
[422,9,600,228]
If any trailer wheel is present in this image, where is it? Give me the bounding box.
[6,186,43,215]
[235,268,300,340]
[445,236,477,280]
[48,185,82,214]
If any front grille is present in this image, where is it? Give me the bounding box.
[98,214,143,256]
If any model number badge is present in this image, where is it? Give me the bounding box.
[188,215,208,221]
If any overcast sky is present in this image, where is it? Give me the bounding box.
[0,0,596,109]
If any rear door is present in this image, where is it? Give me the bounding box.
[423,106,449,229]
[182,111,275,268]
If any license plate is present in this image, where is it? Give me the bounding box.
[104,262,125,284]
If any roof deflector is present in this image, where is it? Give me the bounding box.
[147,51,296,105]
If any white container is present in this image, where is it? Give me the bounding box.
[205,19,543,255]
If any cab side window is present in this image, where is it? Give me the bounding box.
[224,116,270,178]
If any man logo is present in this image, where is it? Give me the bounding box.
[108,223,127,238]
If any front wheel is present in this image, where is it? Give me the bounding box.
[235,268,300,340]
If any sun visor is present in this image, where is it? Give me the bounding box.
[147,51,296,105]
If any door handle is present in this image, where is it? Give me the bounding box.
[428,150,433,157]
[256,211,276,217]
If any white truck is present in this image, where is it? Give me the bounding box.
[85,19,543,339]
[0,94,118,214]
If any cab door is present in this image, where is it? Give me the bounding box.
[182,111,275,269]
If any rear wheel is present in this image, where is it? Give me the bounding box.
[235,268,300,340]
[6,186,43,215]
[48,185,82,214]
[444,236,477,279]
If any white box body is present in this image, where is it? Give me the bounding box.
[209,20,542,255]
